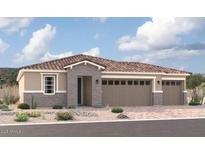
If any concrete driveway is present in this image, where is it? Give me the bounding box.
[1,118,205,137]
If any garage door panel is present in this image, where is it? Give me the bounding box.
[102,80,152,106]
[162,81,182,105]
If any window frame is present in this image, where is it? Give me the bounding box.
[145,80,151,85]
[114,80,120,85]
[120,80,126,85]
[43,75,56,95]
[102,80,107,85]
[108,80,114,85]
[140,80,144,86]
[128,80,133,85]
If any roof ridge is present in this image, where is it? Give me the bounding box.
[20,54,190,74]
[119,60,190,73]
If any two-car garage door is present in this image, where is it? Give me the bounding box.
[102,79,152,106]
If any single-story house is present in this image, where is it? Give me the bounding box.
[17,54,191,107]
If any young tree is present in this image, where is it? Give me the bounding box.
[187,74,204,101]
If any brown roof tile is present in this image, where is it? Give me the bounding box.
[21,54,190,74]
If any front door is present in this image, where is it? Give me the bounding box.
[77,77,83,105]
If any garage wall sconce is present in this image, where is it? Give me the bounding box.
[157,80,161,85]
[96,79,99,84]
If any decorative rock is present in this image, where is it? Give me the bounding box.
[117,113,129,119]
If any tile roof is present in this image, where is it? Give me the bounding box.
[21,54,190,74]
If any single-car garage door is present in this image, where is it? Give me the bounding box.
[102,79,152,106]
[162,80,182,105]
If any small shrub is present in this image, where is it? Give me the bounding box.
[111,107,123,113]
[26,111,41,118]
[15,113,29,122]
[56,111,74,121]
[67,105,76,109]
[0,104,8,110]
[117,113,129,119]
[18,103,30,109]
[53,105,63,109]
[189,97,202,106]
[0,100,3,104]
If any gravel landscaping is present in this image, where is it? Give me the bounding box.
[1,105,205,124]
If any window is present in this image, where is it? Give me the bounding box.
[44,76,55,94]
[166,81,170,86]
[114,80,120,85]
[134,80,138,85]
[176,81,181,86]
[102,80,107,85]
[121,80,126,85]
[108,80,113,85]
[140,81,144,85]
[128,80,133,85]
[162,81,165,86]
[145,81,151,85]
[171,81,175,86]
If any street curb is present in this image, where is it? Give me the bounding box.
[0,117,205,127]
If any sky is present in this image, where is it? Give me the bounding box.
[0,17,204,73]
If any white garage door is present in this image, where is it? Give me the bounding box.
[102,79,152,106]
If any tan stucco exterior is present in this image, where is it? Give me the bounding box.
[58,73,67,91]
[17,66,189,107]
[24,72,41,91]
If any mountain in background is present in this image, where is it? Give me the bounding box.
[0,68,19,87]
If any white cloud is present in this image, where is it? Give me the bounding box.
[15,24,56,62]
[40,51,73,61]
[82,47,100,57]
[0,38,9,54]
[125,48,205,63]
[0,18,33,32]
[40,47,100,62]
[118,17,205,52]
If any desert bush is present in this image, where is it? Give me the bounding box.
[26,111,41,118]
[111,107,123,113]
[53,105,63,109]
[117,113,129,119]
[67,105,76,109]
[55,111,74,121]
[2,94,19,105]
[15,113,29,122]
[0,104,8,110]
[17,103,30,109]
[189,97,202,106]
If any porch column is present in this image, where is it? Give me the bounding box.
[67,70,78,107]
[152,76,163,105]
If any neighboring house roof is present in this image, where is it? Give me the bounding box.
[21,54,190,74]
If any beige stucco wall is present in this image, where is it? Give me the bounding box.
[58,73,67,91]
[24,72,41,91]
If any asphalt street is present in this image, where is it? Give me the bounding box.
[0,118,205,137]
